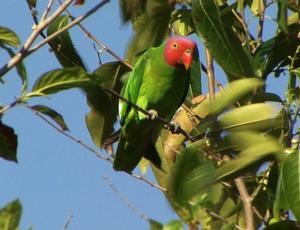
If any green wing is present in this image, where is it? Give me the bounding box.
[119,50,150,124]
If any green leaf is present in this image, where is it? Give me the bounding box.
[209,78,263,115]
[188,47,202,99]
[0,120,18,163]
[192,0,254,78]
[257,24,300,78]
[215,132,283,181]
[163,220,183,230]
[250,0,264,16]
[119,0,146,23]
[85,62,130,147]
[171,139,215,200]
[0,27,20,48]
[1,45,27,92]
[264,220,300,230]
[47,15,86,69]
[126,0,172,64]
[0,199,22,230]
[170,8,194,36]
[149,219,163,230]
[273,165,289,220]
[26,0,37,8]
[30,68,102,97]
[30,105,69,131]
[218,103,281,132]
[282,150,300,221]
[277,0,288,33]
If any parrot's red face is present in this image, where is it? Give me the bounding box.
[164,36,197,70]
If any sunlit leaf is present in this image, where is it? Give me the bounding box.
[0,26,20,48]
[171,8,194,36]
[209,78,263,115]
[30,68,103,97]
[85,61,130,147]
[215,132,283,181]
[250,0,264,16]
[282,150,300,221]
[30,105,69,131]
[0,199,22,230]
[47,15,86,69]
[219,103,281,132]
[192,0,254,78]
[164,220,183,230]
[0,120,18,163]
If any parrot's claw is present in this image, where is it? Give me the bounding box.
[168,122,181,134]
[148,109,159,120]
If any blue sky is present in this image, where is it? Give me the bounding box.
[0,1,179,229]
[0,1,287,230]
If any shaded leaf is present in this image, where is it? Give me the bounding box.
[273,165,289,220]
[282,150,300,221]
[30,105,69,131]
[0,199,22,230]
[119,0,146,23]
[26,0,37,8]
[192,0,254,79]
[264,220,300,230]
[126,0,172,64]
[0,120,18,163]
[85,61,130,147]
[149,219,163,230]
[277,0,288,33]
[171,139,215,200]
[188,47,202,98]
[0,27,20,48]
[47,15,86,69]
[30,68,103,97]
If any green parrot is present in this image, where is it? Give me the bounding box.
[113,36,198,172]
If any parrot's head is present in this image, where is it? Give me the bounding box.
[164,36,197,70]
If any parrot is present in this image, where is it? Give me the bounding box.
[113,36,198,172]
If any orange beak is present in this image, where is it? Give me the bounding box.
[181,52,193,70]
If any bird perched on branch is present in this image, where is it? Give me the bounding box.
[113,36,198,172]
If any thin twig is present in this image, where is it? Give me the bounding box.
[28,0,110,55]
[205,209,244,230]
[63,214,74,230]
[0,0,74,78]
[41,0,56,22]
[102,87,195,141]
[234,177,255,230]
[26,105,167,193]
[102,176,148,220]
[57,0,132,69]
[0,0,110,78]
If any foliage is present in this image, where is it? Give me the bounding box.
[2,0,300,229]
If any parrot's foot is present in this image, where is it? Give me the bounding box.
[167,122,181,134]
[148,109,159,120]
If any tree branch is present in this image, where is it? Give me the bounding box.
[205,48,215,101]
[0,0,110,78]
[26,105,168,193]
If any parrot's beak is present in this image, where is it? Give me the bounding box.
[181,51,193,70]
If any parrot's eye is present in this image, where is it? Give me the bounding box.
[172,42,178,48]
